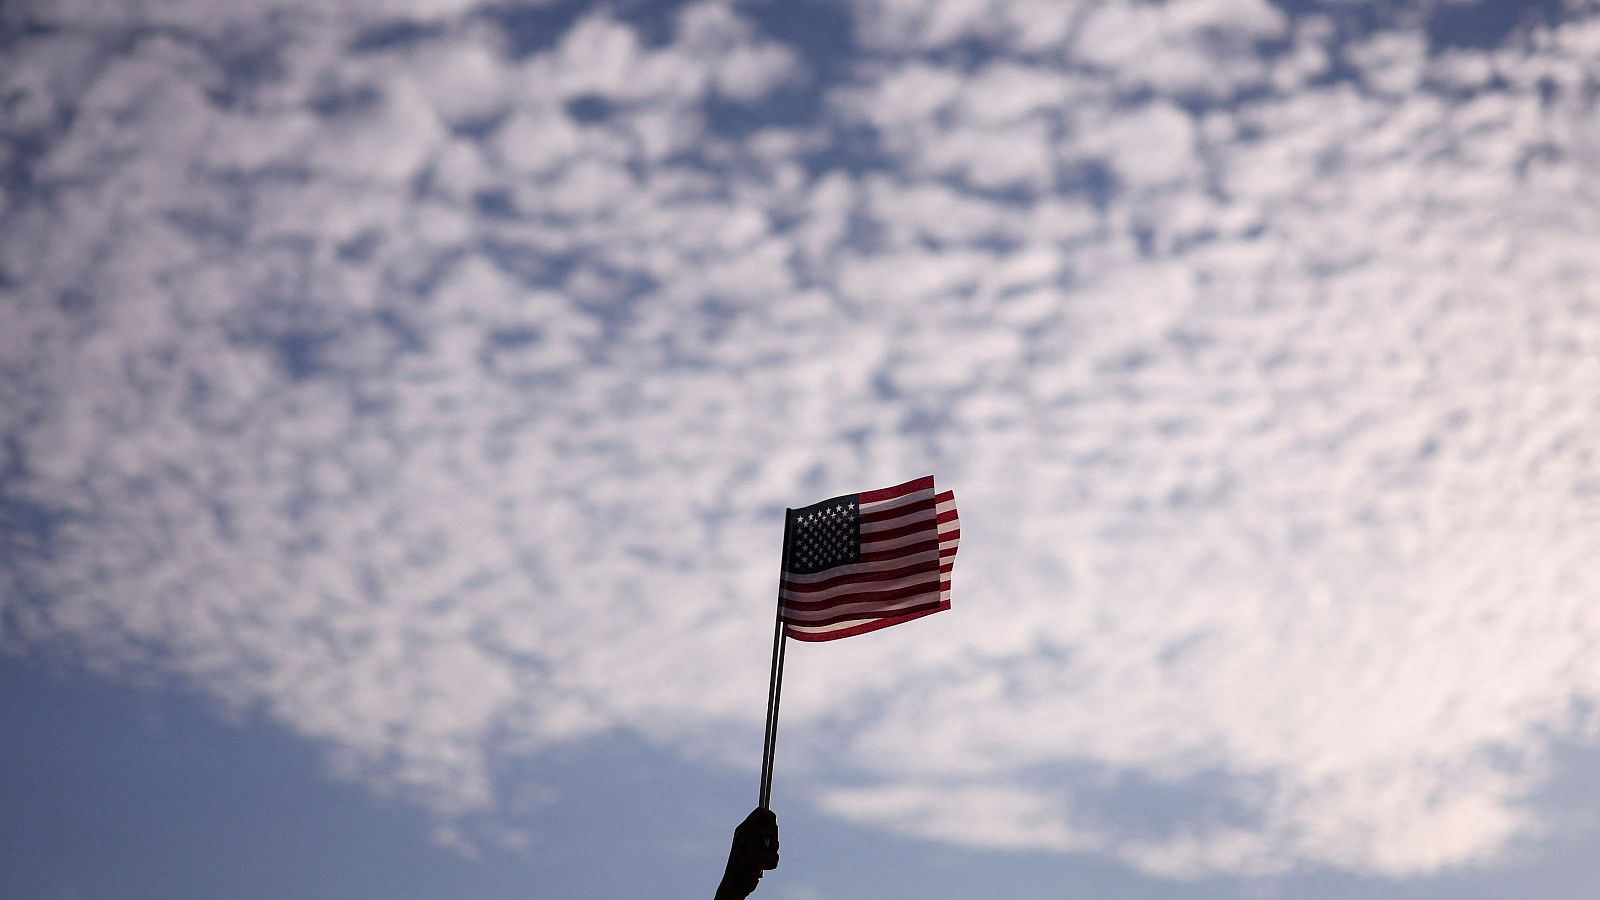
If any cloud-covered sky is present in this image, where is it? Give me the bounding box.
[3,0,1599,896]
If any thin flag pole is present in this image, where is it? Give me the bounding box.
[759,510,793,810]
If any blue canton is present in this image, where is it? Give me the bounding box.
[784,495,860,574]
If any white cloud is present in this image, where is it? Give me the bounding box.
[1081,101,1200,190]
[4,0,1600,883]
[410,39,515,128]
[1073,0,1286,100]
[822,783,1096,853]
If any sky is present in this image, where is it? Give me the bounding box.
[1,0,1599,897]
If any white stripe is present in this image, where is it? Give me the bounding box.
[935,495,957,516]
[785,615,898,635]
[781,590,943,624]
[781,568,941,603]
[782,548,942,585]
[861,527,938,553]
[784,621,856,636]
[785,600,948,636]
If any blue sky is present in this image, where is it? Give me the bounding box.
[3,0,1600,897]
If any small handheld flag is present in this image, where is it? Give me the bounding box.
[779,475,959,641]
[758,476,960,808]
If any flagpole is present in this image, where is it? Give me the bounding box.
[759,509,793,810]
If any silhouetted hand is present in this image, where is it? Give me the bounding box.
[714,807,779,899]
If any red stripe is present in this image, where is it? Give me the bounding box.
[781,576,942,613]
[936,509,958,525]
[937,527,960,543]
[860,518,938,546]
[939,546,957,559]
[858,495,936,524]
[859,475,934,504]
[934,489,954,505]
[783,596,946,629]
[784,601,950,642]
[860,538,941,564]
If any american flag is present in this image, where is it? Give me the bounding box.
[779,476,959,642]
